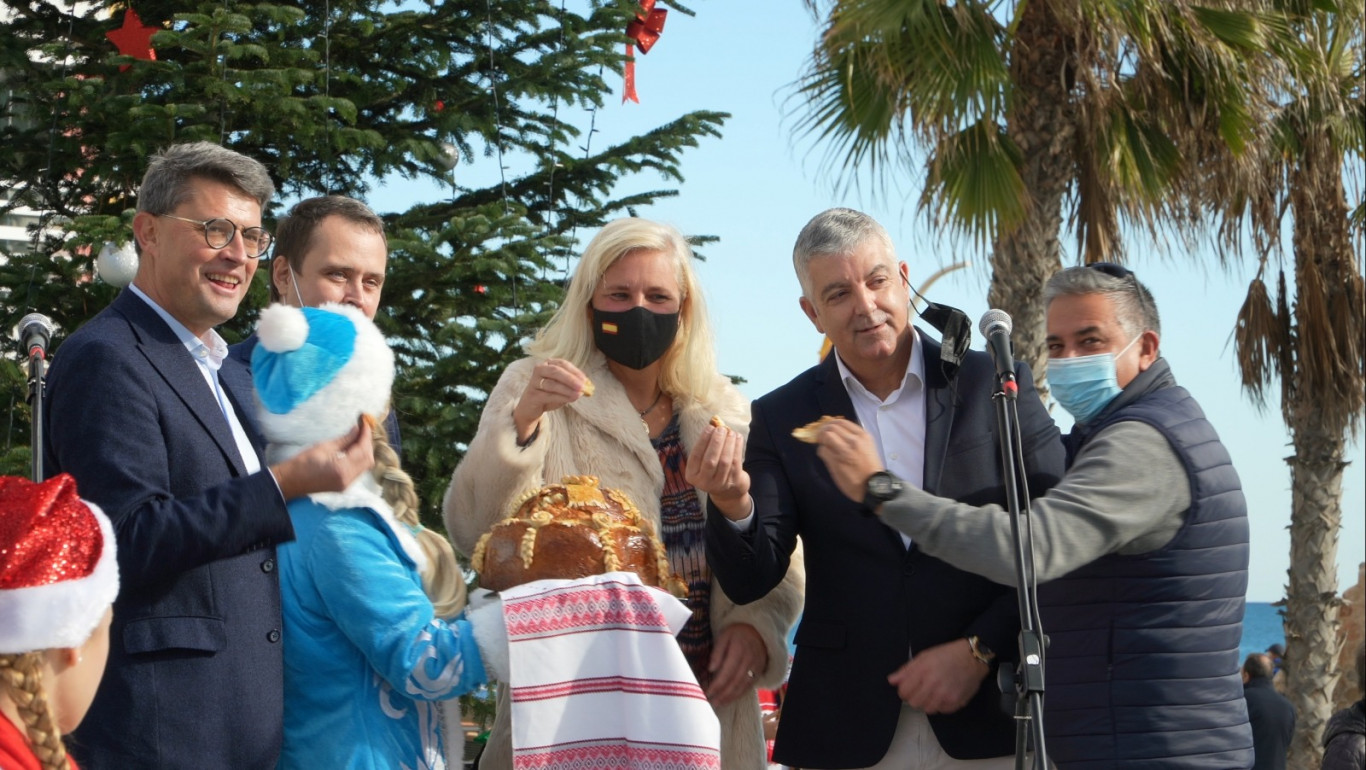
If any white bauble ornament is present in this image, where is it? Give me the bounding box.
[97,241,138,287]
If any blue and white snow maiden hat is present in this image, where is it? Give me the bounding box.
[251,302,394,447]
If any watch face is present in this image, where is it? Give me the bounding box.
[869,475,894,497]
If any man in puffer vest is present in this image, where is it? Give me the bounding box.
[811,263,1254,769]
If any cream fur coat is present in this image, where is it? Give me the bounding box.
[445,353,805,770]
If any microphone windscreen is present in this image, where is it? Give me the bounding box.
[978,308,1012,337]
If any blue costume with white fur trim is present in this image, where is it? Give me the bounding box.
[277,492,485,770]
[252,303,487,770]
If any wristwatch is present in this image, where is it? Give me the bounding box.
[862,470,904,512]
[966,635,996,666]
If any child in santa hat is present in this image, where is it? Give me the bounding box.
[250,303,502,770]
[0,473,119,770]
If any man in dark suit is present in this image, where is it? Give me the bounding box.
[227,194,402,455]
[702,208,1064,769]
[1244,653,1295,770]
[43,142,376,769]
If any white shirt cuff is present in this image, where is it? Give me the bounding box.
[724,497,756,532]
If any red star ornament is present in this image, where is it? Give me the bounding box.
[106,8,159,71]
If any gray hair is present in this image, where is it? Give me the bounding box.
[137,141,274,215]
[1044,264,1161,339]
[792,208,895,299]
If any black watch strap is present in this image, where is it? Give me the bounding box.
[862,470,904,511]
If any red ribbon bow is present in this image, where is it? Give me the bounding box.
[623,0,667,104]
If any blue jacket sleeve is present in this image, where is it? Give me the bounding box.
[307,510,487,700]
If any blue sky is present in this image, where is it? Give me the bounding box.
[378,1,1364,602]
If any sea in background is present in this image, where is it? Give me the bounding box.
[778,601,1287,660]
[1242,601,1286,661]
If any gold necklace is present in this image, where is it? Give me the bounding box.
[637,390,664,433]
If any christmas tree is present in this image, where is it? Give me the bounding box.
[0,0,724,519]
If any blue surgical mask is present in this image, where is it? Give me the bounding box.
[1048,335,1141,424]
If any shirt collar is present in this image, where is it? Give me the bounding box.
[834,328,926,404]
[127,284,230,370]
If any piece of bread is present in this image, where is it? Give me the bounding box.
[791,415,842,443]
[361,413,378,431]
[581,378,595,397]
[709,415,725,429]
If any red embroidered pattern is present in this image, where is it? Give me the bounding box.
[516,739,719,770]
[504,579,674,639]
[512,675,708,703]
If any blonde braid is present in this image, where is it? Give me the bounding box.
[371,420,468,619]
[0,653,71,770]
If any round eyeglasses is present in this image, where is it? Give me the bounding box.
[157,214,274,258]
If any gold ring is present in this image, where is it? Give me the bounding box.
[539,377,547,391]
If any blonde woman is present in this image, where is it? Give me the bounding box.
[446,217,805,770]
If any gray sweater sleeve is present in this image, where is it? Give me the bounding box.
[878,420,1190,585]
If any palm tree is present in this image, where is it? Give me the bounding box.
[1230,1,1365,765]
[793,0,1276,399]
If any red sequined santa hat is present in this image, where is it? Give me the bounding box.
[0,473,119,654]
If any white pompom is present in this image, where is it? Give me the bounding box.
[256,304,309,352]
[96,242,138,288]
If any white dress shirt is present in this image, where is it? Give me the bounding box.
[833,329,927,548]
[127,284,262,475]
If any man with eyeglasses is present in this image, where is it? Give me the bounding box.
[814,263,1254,769]
[43,141,378,769]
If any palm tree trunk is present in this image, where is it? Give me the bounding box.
[1281,133,1361,770]
[989,0,1073,403]
[1283,420,1346,770]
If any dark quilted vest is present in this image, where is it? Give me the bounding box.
[1040,386,1253,769]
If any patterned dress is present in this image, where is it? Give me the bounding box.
[652,415,714,689]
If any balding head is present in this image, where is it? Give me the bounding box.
[1242,653,1274,681]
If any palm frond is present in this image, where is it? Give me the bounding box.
[921,118,1025,247]
[1233,271,1289,407]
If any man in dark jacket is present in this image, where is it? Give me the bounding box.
[44,142,376,769]
[705,208,1065,769]
[1322,641,1365,770]
[1244,653,1295,770]
[815,263,1254,769]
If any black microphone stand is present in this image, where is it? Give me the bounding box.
[991,369,1049,770]
[26,345,46,482]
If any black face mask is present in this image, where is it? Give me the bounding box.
[591,305,680,370]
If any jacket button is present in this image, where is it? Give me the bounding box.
[261,558,275,573]
[267,629,281,643]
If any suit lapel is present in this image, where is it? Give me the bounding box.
[813,353,857,424]
[116,291,251,476]
[219,358,267,465]
[919,331,958,496]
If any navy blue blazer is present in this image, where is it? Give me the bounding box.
[707,333,1065,768]
[229,332,404,458]
[43,290,294,769]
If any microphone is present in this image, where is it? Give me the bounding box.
[978,309,1017,394]
[16,313,55,359]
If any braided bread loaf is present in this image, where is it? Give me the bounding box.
[471,475,683,595]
